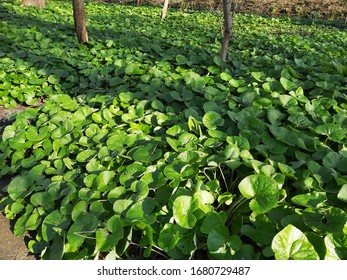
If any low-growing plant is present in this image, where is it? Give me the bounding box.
[0,1,346,260]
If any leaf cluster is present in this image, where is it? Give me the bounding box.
[0,1,347,260]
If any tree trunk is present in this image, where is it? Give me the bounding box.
[220,0,233,61]
[161,0,169,21]
[135,0,141,6]
[21,0,46,8]
[72,0,89,44]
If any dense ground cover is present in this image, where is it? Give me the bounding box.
[0,1,347,260]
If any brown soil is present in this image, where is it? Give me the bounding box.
[0,176,36,260]
[242,0,347,20]
[0,214,36,260]
[117,0,347,20]
[0,104,28,121]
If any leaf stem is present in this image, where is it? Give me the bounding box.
[225,195,248,227]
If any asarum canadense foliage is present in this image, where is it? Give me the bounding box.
[0,1,346,260]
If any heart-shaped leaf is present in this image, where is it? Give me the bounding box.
[324,233,347,260]
[272,224,319,260]
[202,111,224,129]
[67,213,98,248]
[238,174,280,214]
[173,195,199,229]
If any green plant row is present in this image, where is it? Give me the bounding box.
[0,1,347,259]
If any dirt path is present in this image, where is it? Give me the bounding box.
[0,214,36,260]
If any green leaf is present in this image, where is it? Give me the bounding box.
[280,77,296,91]
[42,210,71,242]
[26,126,49,142]
[131,143,162,163]
[241,214,277,246]
[267,109,286,125]
[7,175,34,200]
[218,192,233,205]
[76,149,97,162]
[272,225,319,260]
[207,229,229,258]
[324,233,347,260]
[141,170,167,189]
[288,114,312,128]
[229,78,244,88]
[106,134,130,152]
[109,76,122,87]
[48,75,60,85]
[25,212,41,231]
[226,136,250,151]
[238,174,280,214]
[130,180,149,201]
[119,163,146,187]
[98,171,115,190]
[291,192,327,208]
[202,111,224,129]
[9,130,28,150]
[201,212,228,235]
[96,225,123,252]
[71,201,88,222]
[106,215,124,234]
[315,124,345,142]
[158,223,180,251]
[173,195,199,229]
[118,91,144,103]
[235,113,265,136]
[113,199,133,215]
[269,125,298,146]
[71,106,93,124]
[277,162,296,178]
[42,236,64,260]
[14,213,30,236]
[303,207,347,235]
[176,54,188,65]
[2,125,16,141]
[50,94,77,110]
[126,197,156,224]
[213,56,223,67]
[30,192,55,211]
[5,202,24,219]
[251,71,266,82]
[125,63,143,75]
[323,152,343,169]
[194,190,214,213]
[92,112,103,123]
[220,72,232,81]
[337,184,347,203]
[262,79,284,93]
[164,162,196,180]
[67,213,98,248]
[279,95,298,108]
[86,158,107,173]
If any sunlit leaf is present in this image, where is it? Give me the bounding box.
[272,225,319,260]
[238,174,280,214]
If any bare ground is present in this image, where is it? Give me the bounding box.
[0,175,36,260]
[119,0,347,20]
[242,0,347,21]
[0,215,36,260]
